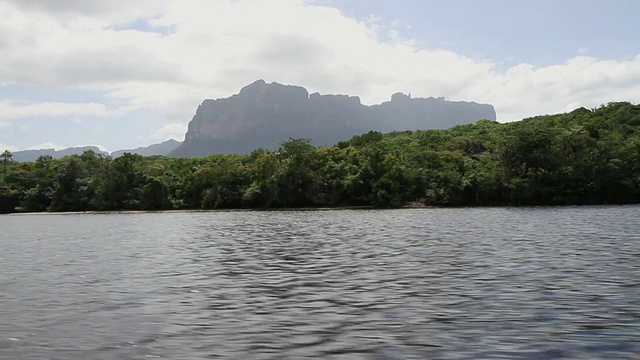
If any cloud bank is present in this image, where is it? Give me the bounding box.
[1,0,639,149]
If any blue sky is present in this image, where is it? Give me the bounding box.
[320,0,639,65]
[0,0,639,152]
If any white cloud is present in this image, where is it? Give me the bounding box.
[0,143,18,152]
[0,0,638,143]
[147,123,188,142]
[0,101,110,121]
[468,56,640,121]
[0,121,11,130]
[4,0,170,23]
[29,142,64,150]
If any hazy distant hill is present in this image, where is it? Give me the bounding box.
[12,140,182,162]
[169,80,496,157]
[11,146,109,162]
[110,139,181,158]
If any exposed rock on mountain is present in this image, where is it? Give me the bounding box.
[169,80,496,158]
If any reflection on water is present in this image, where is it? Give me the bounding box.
[1,207,639,359]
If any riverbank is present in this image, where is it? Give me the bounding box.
[6,202,639,216]
[2,205,378,216]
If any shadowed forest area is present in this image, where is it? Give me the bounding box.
[1,102,639,213]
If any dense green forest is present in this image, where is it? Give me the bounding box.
[1,102,639,213]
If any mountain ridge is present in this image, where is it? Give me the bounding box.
[110,139,181,158]
[10,140,182,162]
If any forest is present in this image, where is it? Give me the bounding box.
[1,102,639,213]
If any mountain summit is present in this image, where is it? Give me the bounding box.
[169,80,496,157]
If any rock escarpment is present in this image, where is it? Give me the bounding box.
[169,80,496,157]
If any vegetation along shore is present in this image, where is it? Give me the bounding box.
[1,102,639,214]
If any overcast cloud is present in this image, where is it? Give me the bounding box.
[0,0,639,150]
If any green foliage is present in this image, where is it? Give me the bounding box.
[1,102,639,213]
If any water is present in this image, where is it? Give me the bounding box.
[0,207,639,360]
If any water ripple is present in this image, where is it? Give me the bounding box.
[1,206,639,359]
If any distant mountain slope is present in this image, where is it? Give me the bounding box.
[169,80,496,158]
[111,139,181,158]
[12,140,182,162]
[11,146,108,162]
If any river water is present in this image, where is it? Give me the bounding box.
[0,207,639,359]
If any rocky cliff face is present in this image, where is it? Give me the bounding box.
[169,80,496,157]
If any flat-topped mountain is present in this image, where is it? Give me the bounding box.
[169,80,496,157]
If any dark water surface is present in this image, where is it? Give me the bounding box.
[1,207,639,359]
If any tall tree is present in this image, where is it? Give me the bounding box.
[1,150,12,177]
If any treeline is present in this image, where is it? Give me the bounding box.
[1,102,639,213]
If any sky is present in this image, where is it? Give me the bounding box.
[1,0,639,152]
